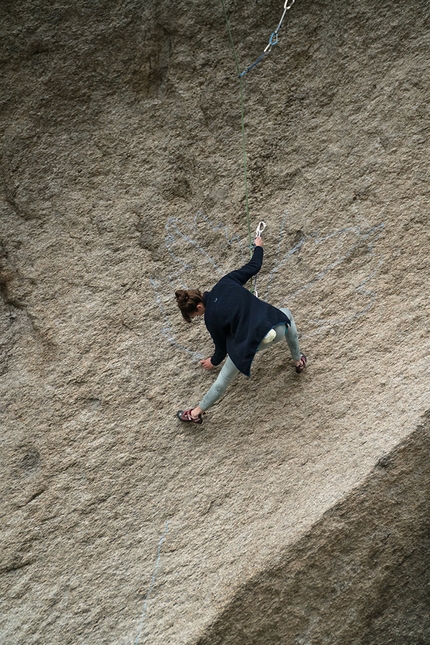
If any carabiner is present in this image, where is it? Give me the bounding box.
[255,221,267,238]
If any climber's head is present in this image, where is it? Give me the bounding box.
[175,289,205,322]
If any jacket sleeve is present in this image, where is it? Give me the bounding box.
[209,328,227,366]
[224,247,263,285]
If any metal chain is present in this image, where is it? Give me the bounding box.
[240,0,296,77]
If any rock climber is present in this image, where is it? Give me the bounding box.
[175,236,306,424]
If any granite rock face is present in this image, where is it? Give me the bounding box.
[0,0,429,644]
[197,422,430,645]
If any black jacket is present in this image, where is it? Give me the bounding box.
[202,247,290,376]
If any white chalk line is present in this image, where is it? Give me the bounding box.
[264,212,384,300]
[300,256,384,338]
[134,522,169,645]
[150,278,204,360]
[150,211,385,358]
[164,211,247,287]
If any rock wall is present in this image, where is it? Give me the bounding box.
[0,0,429,643]
[197,420,430,644]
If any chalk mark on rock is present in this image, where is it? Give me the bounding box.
[150,277,205,360]
[150,211,385,356]
[134,521,169,645]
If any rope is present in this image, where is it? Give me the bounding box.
[240,0,296,77]
[221,3,270,295]
[221,0,253,257]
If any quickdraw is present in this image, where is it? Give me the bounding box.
[239,0,296,77]
[252,221,267,297]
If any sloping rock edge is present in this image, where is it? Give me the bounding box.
[196,413,430,645]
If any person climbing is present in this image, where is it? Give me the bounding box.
[175,236,306,424]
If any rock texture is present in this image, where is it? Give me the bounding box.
[0,0,429,644]
[197,422,430,645]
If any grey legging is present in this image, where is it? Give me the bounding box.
[198,307,301,411]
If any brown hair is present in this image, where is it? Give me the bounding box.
[175,289,203,323]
